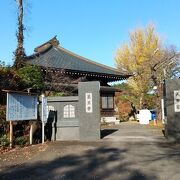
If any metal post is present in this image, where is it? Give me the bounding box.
[41,94,46,144]
[42,121,45,144]
[161,99,165,124]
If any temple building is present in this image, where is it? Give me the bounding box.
[26,36,132,118]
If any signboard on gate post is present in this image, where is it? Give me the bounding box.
[174,90,180,112]
[85,93,93,113]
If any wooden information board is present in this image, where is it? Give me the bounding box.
[6,93,37,121]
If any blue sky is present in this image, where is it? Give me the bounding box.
[1,0,180,67]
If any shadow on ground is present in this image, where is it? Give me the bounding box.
[0,145,157,180]
[1,122,180,180]
[143,141,180,163]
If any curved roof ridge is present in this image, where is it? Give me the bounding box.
[34,36,59,52]
[55,45,123,74]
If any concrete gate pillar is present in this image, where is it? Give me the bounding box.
[165,79,180,141]
[78,81,100,141]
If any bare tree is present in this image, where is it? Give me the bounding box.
[43,69,73,96]
[150,47,180,119]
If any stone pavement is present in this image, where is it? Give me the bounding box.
[102,122,165,142]
[1,121,180,180]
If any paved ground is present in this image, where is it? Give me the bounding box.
[1,121,180,180]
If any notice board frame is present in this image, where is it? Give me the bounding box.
[5,90,38,121]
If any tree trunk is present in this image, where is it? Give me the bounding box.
[14,0,25,69]
[156,84,163,120]
[139,93,144,109]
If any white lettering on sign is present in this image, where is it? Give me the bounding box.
[174,90,180,112]
[86,93,93,113]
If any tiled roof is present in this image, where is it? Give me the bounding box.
[26,37,131,78]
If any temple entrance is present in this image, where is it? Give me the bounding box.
[45,81,101,141]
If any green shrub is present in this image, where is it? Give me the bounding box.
[17,65,44,90]
[0,135,10,147]
[15,136,28,147]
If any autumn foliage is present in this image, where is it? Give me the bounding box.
[115,96,132,121]
[115,24,179,119]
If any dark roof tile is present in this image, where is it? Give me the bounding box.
[26,38,131,78]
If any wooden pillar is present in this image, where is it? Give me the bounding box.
[29,123,33,145]
[10,121,13,148]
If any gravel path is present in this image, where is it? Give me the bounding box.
[1,121,180,180]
